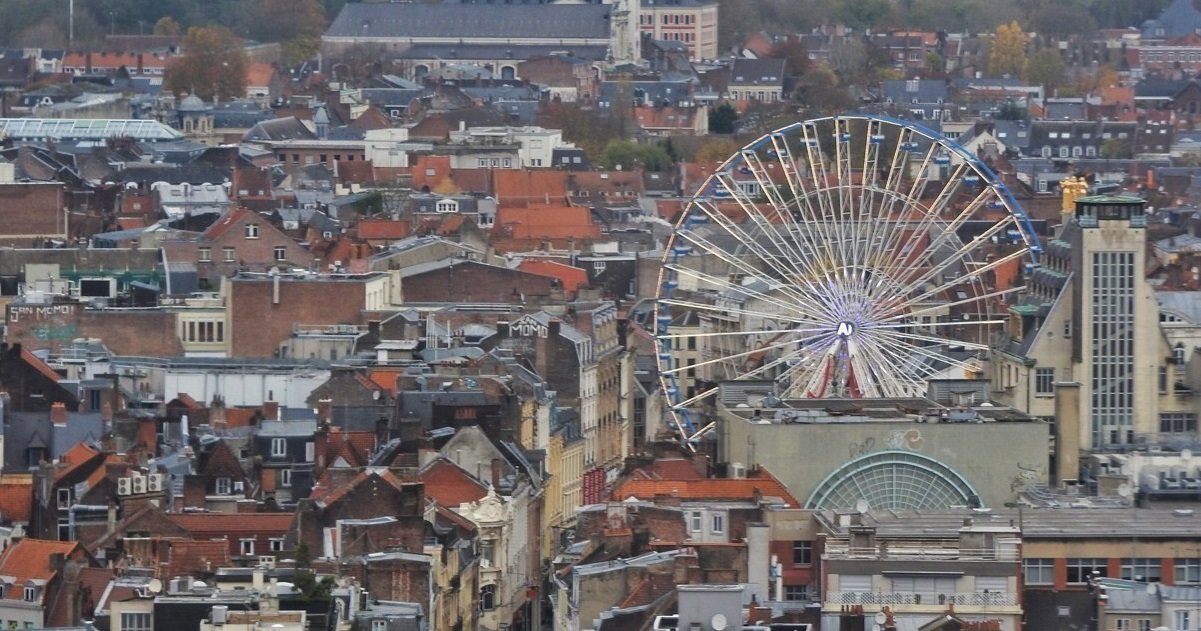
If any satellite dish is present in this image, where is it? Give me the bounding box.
[1183,449,1194,460]
[711,614,728,631]
[855,498,870,513]
[874,613,888,625]
[372,389,381,401]
[147,579,163,594]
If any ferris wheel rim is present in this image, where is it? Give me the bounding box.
[654,113,1042,444]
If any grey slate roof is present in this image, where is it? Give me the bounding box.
[1142,0,1201,38]
[325,3,613,40]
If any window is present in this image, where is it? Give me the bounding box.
[480,585,496,611]
[435,199,458,213]
[371,621,387,631]
[689,511,702,532]
[1177,559,1201,584]
[280,468,292,487]
[122,613,151,631]
[1024,558,1054,585]
[216,477,231,495]
[1117,620,1131,631]
[1161,366,1170,394]
[480,539,495,565]
[198,247,211,262]
[224,246,236,262]
[56,487,71,510]
[1140,621,1153,631]
[244,223,260,239]
[1035,368,1055,395]
[793,541,813,565]
[1176,610,1191,631]
[1175,344,1187,364]
[1066,558,1107,584]
[1161,412,1197,434]
[274,246,287,261]
[891,575,956,594]
[783,585,809,601]
[271,438,287,458]
[240,539,255,556]
[711,513,724,534]
[270,538,285,552]
[23,586,36,602]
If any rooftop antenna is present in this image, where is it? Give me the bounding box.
[69,0,74,49]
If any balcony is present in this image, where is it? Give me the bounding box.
[826,591,1018,608]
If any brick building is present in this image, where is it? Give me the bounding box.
[160,208,314,288]
[0,183,68,246]
[226,271,400,358]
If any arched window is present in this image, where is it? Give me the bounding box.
[480,584,496,611]
[501,66,516,80]
[1174,343,1187,365]
[436,199,458,213]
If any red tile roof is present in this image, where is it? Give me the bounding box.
[493,205,602,241]
[312,468,414,506]
[171,393,203,410]
[0,476,32,524]
[610,469,800,507]
[517,259,589,297]
[21,348,61,383]
[494,170,569,207]
[0,538,79,585]
[420,458,489,508]
[55,442,102,481]
[357,218,412,241]
[164,539,231,579]
[202,207,252,240]
[168,512,293,537]
[367,368,404,395]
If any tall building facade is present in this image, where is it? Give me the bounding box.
[992,196,1191,478]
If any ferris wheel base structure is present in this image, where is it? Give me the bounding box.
[655,113,1041,447]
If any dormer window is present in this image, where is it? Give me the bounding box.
[244,223,260,239]
[23,586,36,602]
[435,199,458,214]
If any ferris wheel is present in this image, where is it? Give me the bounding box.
[654,114,1041,444]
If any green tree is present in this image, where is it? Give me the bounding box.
[164,26,248,101]
[599,140,672,171]
[153,16,181,36]
[539,103,623,162]
[1024,48,1067,90]
[695,138,743,163]
[709,103,738,134]
[987,21,1027,78]
[836,0,893,30]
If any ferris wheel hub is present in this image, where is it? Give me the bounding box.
[836,321,856,338]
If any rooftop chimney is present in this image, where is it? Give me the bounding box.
[50,402,68,426]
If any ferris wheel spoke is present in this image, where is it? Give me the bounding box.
[658,327,828,341]
[885,285,1025,323]
[867,328,990,350]
[670,385,721,409]
[867,319,1007,330]
[676,217,818,300]
[660,327,833,376]
[877,187,994,283]
[690,195,828,293]
[739,331,841,382]
[854,340,914,396]
[659,297,827,325]
[883,247,1028,319]
[664,260,823,321]
[712,172,825,287]
[871,334,982,377]
[889,215,1017,295]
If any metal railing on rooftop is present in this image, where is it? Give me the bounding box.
[827,591,1017,607]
